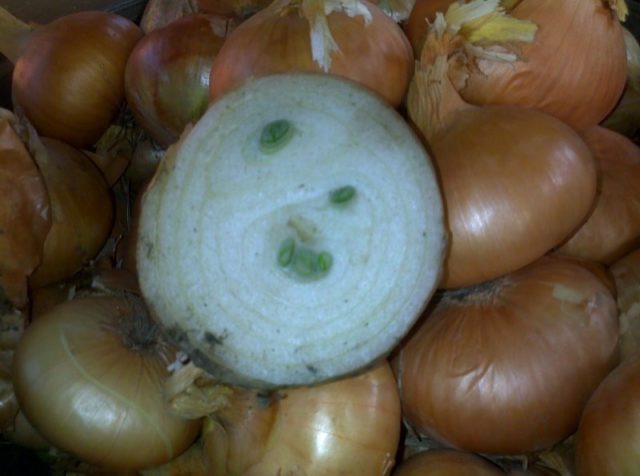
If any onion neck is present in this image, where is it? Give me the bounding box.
[0,7,34,64]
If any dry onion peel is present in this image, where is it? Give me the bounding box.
[137,73,446,389]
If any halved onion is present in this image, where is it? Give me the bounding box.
[137,73,446,388]
[392,255,619,455]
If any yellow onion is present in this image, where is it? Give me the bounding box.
[0,109,50,306]
[611,248,640,362]
[203,362,401,474]
[27,136,114,289]
[394,449,504,475]
[392,255,619,455]
[555,126,640,264]
[12,295,202,470]
[126,14,230,147]
[407,4,597,288]
[2,8,142,148]
[403,0,456,51]
[209,0,414,106]
[575,358,640,475]
[452,0,628,130]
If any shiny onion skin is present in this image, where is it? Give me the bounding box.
[125,14,229,147]
[393,449,504,475]
[12,296,202,470]
[205,363,401,475]
[11,11,142,148]
[393,256,619,455]
[457,0,627,131]
[555,126,640,264]
[209,0,413,106]
[432,106,597,289]
[611,248,640,362]
[575,359,640,476]
[28,138,114,289]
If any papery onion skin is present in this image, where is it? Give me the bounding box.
[403,0,455,51]
[12,11,142,148]
[28,138,114,289]
[393,449,504,475]
[457,0,627,131]
[12,296,202,470]
[432,106,597,289]
[206,362,401,475]
[575,359,640,476]
[555,126,640,264]
[125,14,229,147]
[209,0,413,106]
[393,255,619,455]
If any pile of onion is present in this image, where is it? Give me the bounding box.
[392,255,619,455]
[136,72,446,388]
[208,0,414,106]
[0,7,142,148]
[406,2,597,288]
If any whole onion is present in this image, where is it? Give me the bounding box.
[611,247,640,362]
[392,255,619,455]
[394,449,504,475]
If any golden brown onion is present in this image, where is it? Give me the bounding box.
[556,126,640,264]
[204,362,401,474]
[28,137,114,288]
[456,0,627,130]
[12,296,202,470]
[575,358,640,476]
[9,11,142,148]
[394,449,504,475]
[209,0,414,106]
[611,248,640,362]
[393,255,619,455]
[126,14,229,147]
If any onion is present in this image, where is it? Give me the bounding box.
[407,4,597,288]
[450,0,628,130]
[392,255,619,455]
[610,248,640,362]
[403,0,456,51]
[202,362,401,474]
[209,0,414,107]
[137,73,446,388]
[0,109,50,306]
[25,135,114,289]
[394,449,504,475]
[555,126,640,264]
[2,9,142,149]
[125,13,231,147]
[12,295,202,470]
[574,358,640,475]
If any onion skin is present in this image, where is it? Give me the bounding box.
[575,359,640,476]
[12,296,202,470]
[28,138,114,289]
[125,14,229,147]
[393,449,504,475]
[205,362,401,475]
[403,0,454,51]
[432,106,597,289]
[556,126,640,264]
[457,0,627,131]
[393,255,619,455]
[12,11,142,148]
[209,1,414,106]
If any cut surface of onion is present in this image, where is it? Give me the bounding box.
[137,73,446,389]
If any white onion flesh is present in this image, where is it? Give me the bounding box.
[137,73,446,388]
